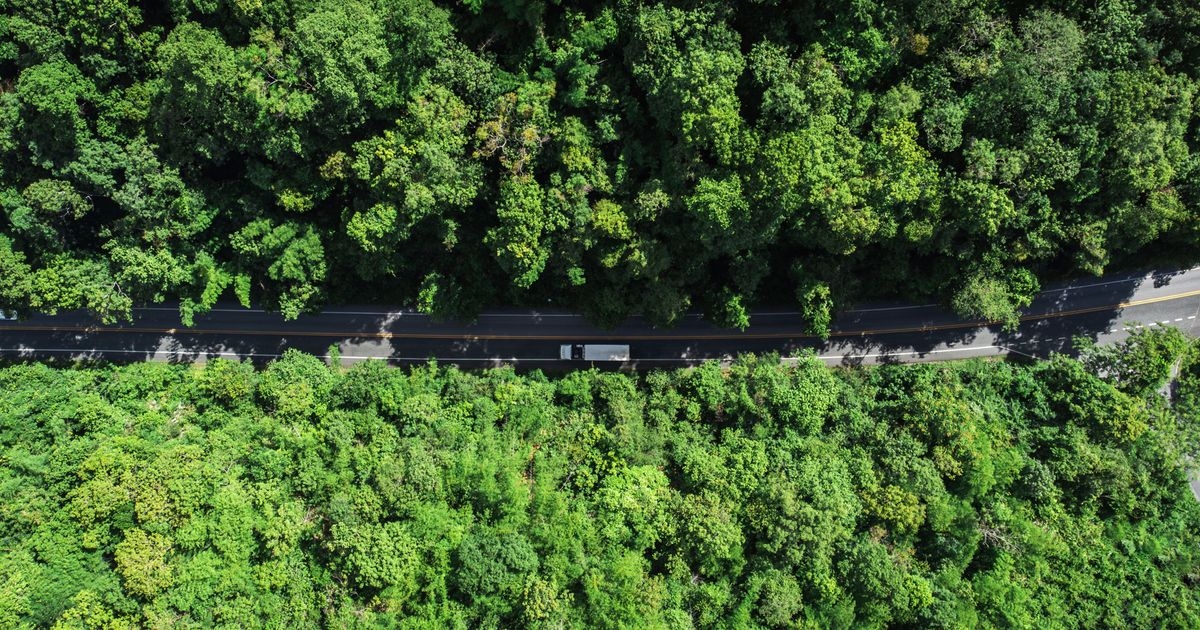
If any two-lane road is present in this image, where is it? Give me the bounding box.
[0,265,1198,368]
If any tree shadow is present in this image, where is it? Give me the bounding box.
[1,265,1192,371]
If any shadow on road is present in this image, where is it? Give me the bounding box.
[2,265,1193,370]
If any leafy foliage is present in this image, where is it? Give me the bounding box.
[0,0,1198,330]
[1,345,1199,627]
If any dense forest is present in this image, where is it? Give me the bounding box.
[1,329,1199,627]
[0,0,1198,330]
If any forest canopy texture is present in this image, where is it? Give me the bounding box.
[2,329,1200,627]
[1,1,1199,330]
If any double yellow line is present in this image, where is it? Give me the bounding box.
[2,289,1199,341]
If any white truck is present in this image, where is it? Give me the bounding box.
[560,344,630,362]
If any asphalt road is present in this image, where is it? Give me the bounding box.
[0,265,1198,370]
[6,265,1199,497]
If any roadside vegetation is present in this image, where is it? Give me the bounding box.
[2,329,1199,627]
[1,1,1199,331]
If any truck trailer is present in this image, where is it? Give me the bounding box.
[560,344,630,361]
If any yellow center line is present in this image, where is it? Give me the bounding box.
[3,288,1199,341]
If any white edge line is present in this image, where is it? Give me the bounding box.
[844,304,940,313]
[786,345,1009,361]
[0,348,576,362]
[0,348,736,363]
[1038,265,1200,294]
[134,307,268,314]
[130,307,592,318]
[0,346,1017,363]
[132,307,930,318]
[118,265,1200,319]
